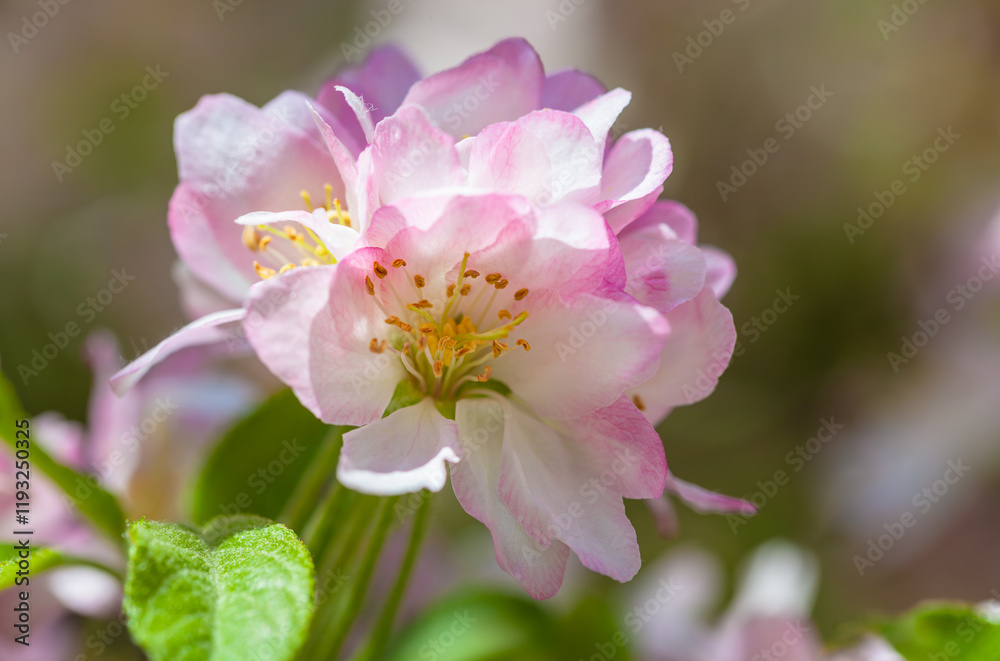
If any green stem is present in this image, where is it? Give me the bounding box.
[300,496,378,660]
[280,427,344,532]
[357,496,431,661]
[303,481,348,555]
[321,497,397,660]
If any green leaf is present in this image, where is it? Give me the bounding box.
[0,370,127,544]
[124,515,315,661]
[384,589,559,661]
[0,545,64,589]
[383,379,425,418]
[189,389,334,525]
[878,601,1000,661]
[557,594,635,661]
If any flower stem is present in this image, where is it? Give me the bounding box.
[280,427,344,532]
[355,495,431,661]
[320,497,397,660]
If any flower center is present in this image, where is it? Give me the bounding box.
[364,252,532,401]
[244,184,350,279]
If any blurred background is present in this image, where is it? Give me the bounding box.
[2,0,1000,657]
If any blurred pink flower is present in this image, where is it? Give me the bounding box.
[243,192,669,598]
[0,331,257,650]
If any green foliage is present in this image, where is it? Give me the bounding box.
[0,370,126,544]
[384,589,559,661]
[879,602,1000,661]
[189,389,333,525]
[0,545,65,589]
[123,515,315,661]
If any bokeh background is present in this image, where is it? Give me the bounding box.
[3,0,1000,657]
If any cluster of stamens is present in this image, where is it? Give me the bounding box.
[364,252,532,400]
[244,183,351,279]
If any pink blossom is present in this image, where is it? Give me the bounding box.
[243,192,669,597]
[112,39,675,391]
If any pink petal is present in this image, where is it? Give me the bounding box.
[704,246,737,300]
[467,110,602,206]
[631,200,699,244]
[234,209,361,261]
[564,396,668,500]
[452,398,571,599]
[664,473,756,516]
[169,92,348,302]
[491,293,668,420]
[337,398,461,495]
[243,252,405,425]
[497,401,642,582]
[542,69,607,112]
[331,85,375,144]
[317,45,421,152]
[603,186,663,235]
[172,262,240,319]
[619,221,707,313]
[628,288,736,425]
[401,38,544,138]
[110,308,246,395]
[572,88,631,153]
[598,129,673,221]
[371,105,465,204]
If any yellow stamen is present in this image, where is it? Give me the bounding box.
[278,263,296,274]
[516,339,531,352]
[498,309,512,321]
[633,395,646,411]
[369,338,388,354]
[254,261,276,280]
[242,225,260,251]
[414,274,425,288]
[419,324,436,334]
[464,270,480,279]
[477,365,492,382]
[300,189,314,211]
[373,261,388,279]
[433,361,444,377]
[485,273,502,284]
[446,284,456,298]
[324,183,333,209]
[392,258,407,268]
[283,225,302,241]
[459,284,471,296]
[365,276,375,296]
[492,340,508,358]
[258,235,273,251]
[514,288,529,301]
[495,278,509,290]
